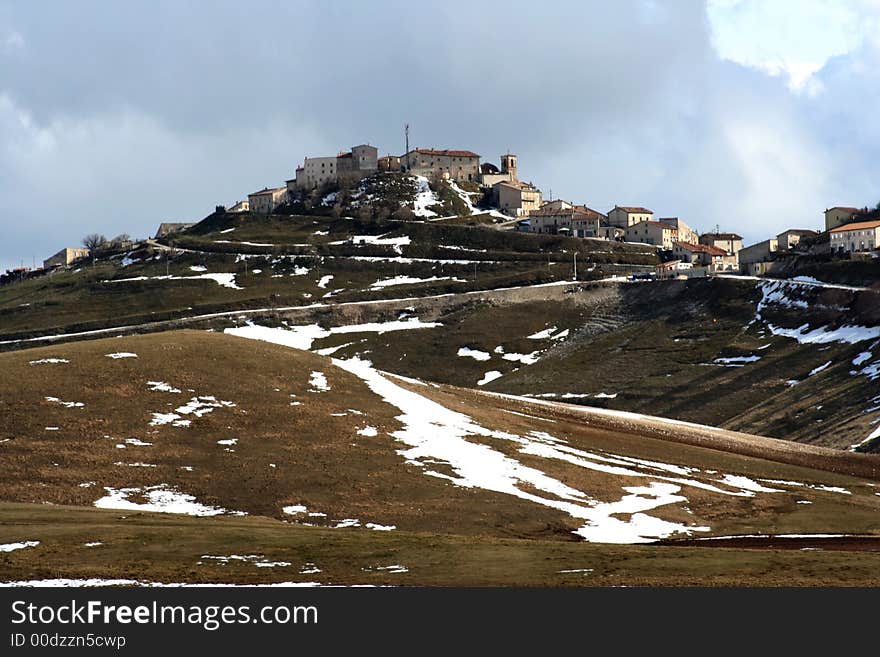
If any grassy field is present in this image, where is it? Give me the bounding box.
[5,502,880,587]
[3,329,880,585]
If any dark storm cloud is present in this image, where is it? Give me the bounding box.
[0,0,877,270]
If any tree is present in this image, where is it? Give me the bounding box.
[392,206,415,222]
[110,233,131,248]
[82,234,107,251]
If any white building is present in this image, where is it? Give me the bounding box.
[625,220,675,249]
[829,219,880,254]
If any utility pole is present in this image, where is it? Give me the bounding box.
[404,124,410,172]
[573,251,577,280]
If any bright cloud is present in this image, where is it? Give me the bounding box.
[708,0,880,92]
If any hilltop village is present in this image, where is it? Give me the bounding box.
[4,138,878,286]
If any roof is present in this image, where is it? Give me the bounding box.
[410,148,480,158]
[827,206,862,213]
[249,186,286,196]
[629,220,673,230]
[337,151,352,159]
[495,180,539,191]
[830,219,880,233]
[615,205,653,214]
[702,232,743,240]
[481,162,500,174]
[674,241,727,256]
[778,229,818,236]
[571,205,607,221]
[530,203,600,218]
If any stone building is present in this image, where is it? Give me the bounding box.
[829,219,880,254]
[248,186,288,214]
[607,206,654,228]
[699,232,743,256]
[777,229,817,251]
[402,148,480,183]
[336,144,379,185]
[824,206,862,231]
[657,217,698,244]
[672,241,734,271]
[480,153,518,187]
[43,247,90,269]
[294,156,337,190]
[154,223,196,238]
[494,179,541,217]
[625,220,675,249]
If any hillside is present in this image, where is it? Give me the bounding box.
[3,330,880,586]
[0,213,656,341]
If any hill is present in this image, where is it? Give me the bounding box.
[3,330,880,585]
[0,213,656,341]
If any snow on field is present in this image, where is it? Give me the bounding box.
[227,324,832,544]
[226,318,441,351]
[150,395,236,427]
[214,240,273,247]
[283,505,307,515]
[755,280,880,345]
[0,541,39,552]
[528,326,568,340]
[220,228,236,234]
[370,275,464,289]
[45,426,59,431]
[412,176,439,218]
[357,426,378,437]
[853,351,872,366]
[334,519,361,528]
[365,523,396,531]
[45,396,84,408]
[717,475,782,494]
[309,371,330,392]
[200,555,291,568]
[477,371,503,386]
[108,273,242,289]
[330,234,412,254]
[84,542,103,547]
[147,381,181,393]
[315,341,357,356]
[809,361,832,376]
[106,352,138,359]
[114,462,157,468]
[594,392,618,399]
[501,351,541,365]
[29,358,69,365]
[457,347,492,361]
[331,356,717,543]
[124,438,153,446]
[317,275,334,289]
[217,439,237,446]
[370,565,408,573]
[190,265,207,272]
[439,244,488,253]
[712,355,761,367]
[94,486,242,516]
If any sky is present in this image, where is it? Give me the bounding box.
[1,0,879,271]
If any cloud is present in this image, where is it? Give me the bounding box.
[707,0,880,92]
[0,0,878,270]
